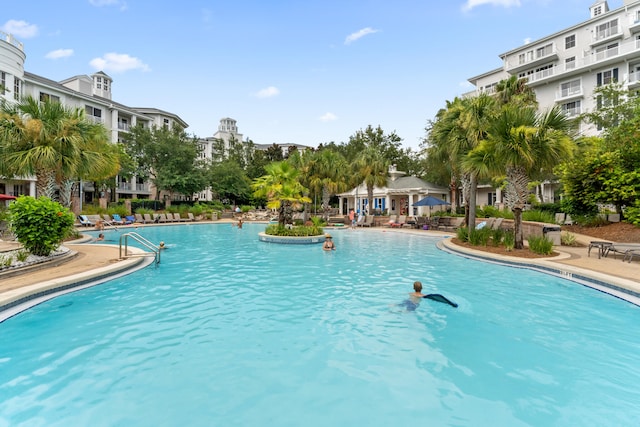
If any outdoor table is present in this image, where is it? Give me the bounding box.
[588,241,613,259]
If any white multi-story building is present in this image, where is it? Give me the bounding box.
[0,31,187,204]
[467,0,640,203]
[469,0,640,137]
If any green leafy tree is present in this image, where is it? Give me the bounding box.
[208,160,252,204]
[9,196,75,256]
[306,149,349,220]
[123,124,205,200]
[252,161,311,226]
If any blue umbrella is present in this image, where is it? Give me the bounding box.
[413,195,450,217]
[413,195,450,207]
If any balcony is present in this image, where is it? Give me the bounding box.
[562,107,581,118]
[505,44,558,73]
[0,30,23,51]
[591,24,622,47]
[117,122,130,131]
[523,66,556,86]
[86,116,104,124]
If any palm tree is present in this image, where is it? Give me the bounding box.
[0,96,119,206]
[353,146,388,215]
[307,149,349,221]
[252,161,311,227]
[495,75,537,107]
[466,104,575,249]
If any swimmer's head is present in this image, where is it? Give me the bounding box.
[413,281,422,292]
[159,241,165,248]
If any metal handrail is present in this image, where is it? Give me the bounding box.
[119,232,161,265]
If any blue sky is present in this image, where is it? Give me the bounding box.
[2,0,617,150]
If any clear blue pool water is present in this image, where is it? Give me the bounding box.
[1,223,640,427]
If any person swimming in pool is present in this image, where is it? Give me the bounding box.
[409,281,425,298]
[398,281,425,311]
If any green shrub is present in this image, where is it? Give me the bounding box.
[624,201,640,226]
[561,231,577,246]
[135,207,154,215]
[9,196,75,256]
[522,210,555,223]
[456,226,469,242]
[490,228,505,246]
[16,250,29,262]
[572,214,609,227]
[1,255,12,268]
[468,227,492,246]
[265,224,323,237]
[503,230,515,251]
[527,235,554,255]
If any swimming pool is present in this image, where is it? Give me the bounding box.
[1,223,639,426]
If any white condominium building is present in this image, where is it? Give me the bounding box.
[0,31,188,203]
[468,0,640,136]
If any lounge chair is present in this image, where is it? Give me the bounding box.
[603,243,640,260]
[111,214,131,225]
[101,214,115,226]
[135,213,146,224]
[390,215,406,228]
[144,213,154,223]
[125,215,136,224]
[173,213,188,222]
[187,213,197,222]
[491,217,504,230]
[156,213,169,223]
[78,215,95,227]
[442,217,464,232]
[361,215,374,227]
[385,215,398,227]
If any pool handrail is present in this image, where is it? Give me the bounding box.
[119,232,161,265]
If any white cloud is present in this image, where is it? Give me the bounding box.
[1,20,38,39]
[254,86,280,98]
[462,0,521,12]
[45,49,74,59]
[344,27,379,45]
[523,37,531,44]
[319,112,337,122]
[88,0,128,11]
[89,52,150,73]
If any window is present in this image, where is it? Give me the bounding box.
[561,100,581,117]
[560,79,581,97]
[597,68,618,86]
[163,118,170,126]
[565,35,575,49]
[593,5,602,17]
[85,105,102,122]
[96,76,102,90]
[487,193,496,206]
[13,78,20,100]
[39,92,60,103]
[0,72,5,95]
[103,80,109,91]
[565,56,576,70]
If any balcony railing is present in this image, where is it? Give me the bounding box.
[562,107,581,118]
[86,116,104,124]
[118,123,130,131]
[593,26,619,43]
[0,30,23,51]
[117,182,150,192]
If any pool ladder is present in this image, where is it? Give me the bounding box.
[119,232,161,265]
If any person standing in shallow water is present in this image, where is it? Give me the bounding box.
[323,234,335,251]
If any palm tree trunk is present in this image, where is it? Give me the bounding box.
[58,179,76,208]
[322,186,331,221]
[468,173,478,231]
[513,207,524,249]
[36,170,56,200]
[367,186,374,215]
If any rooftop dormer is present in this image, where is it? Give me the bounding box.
[590,1,609,19]
[91,71,112,100]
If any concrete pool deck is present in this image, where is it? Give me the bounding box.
[1,222,639,317]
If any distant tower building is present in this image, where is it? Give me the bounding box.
[213,117,243,151]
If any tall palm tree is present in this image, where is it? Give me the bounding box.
[252,161,311,227]
[354,146,388,215]
[466,104,575,249]
[307,149,349,220]
[0,96,119,206]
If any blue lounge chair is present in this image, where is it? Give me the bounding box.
[112,214,132,225]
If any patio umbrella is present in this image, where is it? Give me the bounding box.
[0,194,17,200]
[413,195,450,216]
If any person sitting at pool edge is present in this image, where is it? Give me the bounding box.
[323,234,335,251]
[409,281,425,298]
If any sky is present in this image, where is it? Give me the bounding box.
[1,0,623,150]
